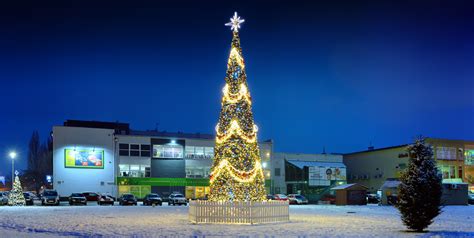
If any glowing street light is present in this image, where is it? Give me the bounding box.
[9,151,17,188]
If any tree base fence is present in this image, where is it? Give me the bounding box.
[189,200,289,224]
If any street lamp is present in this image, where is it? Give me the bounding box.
[9,151,16,188]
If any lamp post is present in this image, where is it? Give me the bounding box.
[9,151,16,188]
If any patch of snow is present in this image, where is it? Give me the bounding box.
[0,203,473,237]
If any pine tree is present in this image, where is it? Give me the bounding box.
[209,12,266,202]
[396,137,442,232]
[8,173,26,206]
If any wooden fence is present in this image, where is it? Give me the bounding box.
[189,200,289,224]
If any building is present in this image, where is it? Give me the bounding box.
[53,120,274,199]
[272,153,347,203]
[344,138,474,193]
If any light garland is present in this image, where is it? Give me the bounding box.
[222,83,252,105]
[228,47,245,69]
[209,159,263,183]
[215,120,258,144]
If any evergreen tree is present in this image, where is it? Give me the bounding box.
[8,172,26,206]
[396,137,442,232]
[209,12,266,202]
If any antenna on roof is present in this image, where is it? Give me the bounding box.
[368,141,374,150]
[322,146,327,154]
[155,123,159,131]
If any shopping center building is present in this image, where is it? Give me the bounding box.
[53,120,273,199]
[344,138,474,193]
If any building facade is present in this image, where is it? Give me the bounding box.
[273,153,347,202]
[344,138,474,193]
[52,120,273,199]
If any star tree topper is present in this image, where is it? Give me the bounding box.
[225,12,245,32]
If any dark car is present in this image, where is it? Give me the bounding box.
[266,194,274,200]
[367,193,380,204]
[41,190,60,206]
[82,192,100,201]
[69,193,87,206]
[143,193,162,206]
[119,194,137,206]
[23,192,35,206]
[468,193,474,205]
[168,193,187,206]
[98,194,114,206]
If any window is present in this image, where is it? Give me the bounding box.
[458,166,463,179]
[119,164,149,177]
[119,144,129,156]
[119,164,130,177]
[130,144,140,156]
[141,144,151,157]
[185,146,214,159]
[274,168,281,176]
[153,144,183,158]
[436,147,457,160]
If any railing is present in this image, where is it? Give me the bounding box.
[189,200,289,224]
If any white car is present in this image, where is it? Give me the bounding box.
[168,194,187,206]
[41,190,60,206]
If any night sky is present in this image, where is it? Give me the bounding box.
[1,0,474,177]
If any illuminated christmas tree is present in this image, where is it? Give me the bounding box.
[8,171,26,206]
[209,12,266,202]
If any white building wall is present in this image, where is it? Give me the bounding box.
[53,126,116,197]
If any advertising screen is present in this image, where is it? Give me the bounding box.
[65,149,104,169]
[308,166,346,186]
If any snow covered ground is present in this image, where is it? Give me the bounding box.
[0,203,473,237]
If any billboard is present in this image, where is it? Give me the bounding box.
[65,149,104,169]
[308,166,346,186]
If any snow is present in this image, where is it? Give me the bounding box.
[0,203,473,237]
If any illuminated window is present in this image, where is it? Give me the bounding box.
[185,146,214,159]
[153,144,183,158]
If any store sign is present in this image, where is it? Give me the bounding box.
[308,166,346,186]
[64,149,104,169]
[465,149,474,165]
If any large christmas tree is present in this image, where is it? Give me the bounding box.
[396,137,442,232]
[209,12,266,202]
[8,171,26,206]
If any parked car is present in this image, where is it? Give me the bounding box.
[168,193,187,206]
[320,194,336,204]
[266,194,274,200]
[0,192,8,205]
[367,193,380,204]
[119,194,137,206]
[288,194,308,204]
[41,190,60,206]
[23,192,35,206]
[143,193,162,206]
[98,194,115,206]
[69,193,87,206]
[468,193,474,205]
[82,192,100,201]
[273,194,289,201]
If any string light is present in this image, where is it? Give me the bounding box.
[209,14,266,202]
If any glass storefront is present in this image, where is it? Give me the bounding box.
[153,144,183,158]
[185,186,210,199]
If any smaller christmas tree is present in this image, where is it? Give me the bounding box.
[8,171,26,206]
[396,137,442,232]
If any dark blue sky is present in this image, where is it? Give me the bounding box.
[1,0,474,176]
